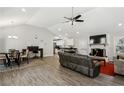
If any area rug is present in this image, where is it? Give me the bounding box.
[0,59,45,72]
[100,62,115,76]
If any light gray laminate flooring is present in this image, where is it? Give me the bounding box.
[0,56,124,86]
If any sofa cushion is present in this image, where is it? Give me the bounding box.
[58,52,100,77]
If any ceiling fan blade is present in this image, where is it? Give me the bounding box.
[75,20,84,22]
[73,15,82,20]
[62,21,70,23]
[64,17,72,20]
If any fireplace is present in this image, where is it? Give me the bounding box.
[90,48,106,57]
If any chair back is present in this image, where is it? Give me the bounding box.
[5,53,10,64]
[15,52,20,62]
[15,50,20,58]
[13,50,21,66]
[22,49,26,55]
[25,49,29,57]
[9,49,15,53]
[9,49,16,57]
[12,50,19,58]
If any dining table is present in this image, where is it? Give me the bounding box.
[0,52,9,67]
[0,51,22,67]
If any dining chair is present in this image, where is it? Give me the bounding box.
[20,49,29,64]
[14,50,21,67]
[5,50,20,68]
[9,49,16,58]
[0,54,7,68]
[5,53,12,68]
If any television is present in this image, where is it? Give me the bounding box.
[27,46,39,53]
[89,34,106,45]
[33,46,39,53]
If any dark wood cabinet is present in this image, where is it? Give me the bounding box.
[27,46,43,58]
[39,48,43,58]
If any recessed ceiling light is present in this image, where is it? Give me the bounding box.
[21,8,26,12]
[58,28,62,31]
[65,33,68,36]
[76,32,79,34]
[118,23,122,26]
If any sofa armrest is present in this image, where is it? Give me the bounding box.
[93,62,100,68]
[114,58,124,62]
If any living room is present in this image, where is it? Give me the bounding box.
[53,7,124,77]
[0,6,124,88]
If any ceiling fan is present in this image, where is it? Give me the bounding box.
[63,7,84,25]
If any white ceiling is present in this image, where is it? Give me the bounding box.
[0,7,40,27]
[1,7,124,38]
[47,7,124,38]
[27,7,94,28]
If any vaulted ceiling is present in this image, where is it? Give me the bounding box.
[47,7,124,38]
[0,7,40,27]
[0,7,124,38]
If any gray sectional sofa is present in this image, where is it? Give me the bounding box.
[58,52,100,78]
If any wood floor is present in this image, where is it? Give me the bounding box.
[0,56,124,86]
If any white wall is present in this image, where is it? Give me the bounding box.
[55,37,74,47]
[64,38,74,46]
[114,36,124,56]
[1,24,54,57]
[74,37,89,55]
[0,28,6,52]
